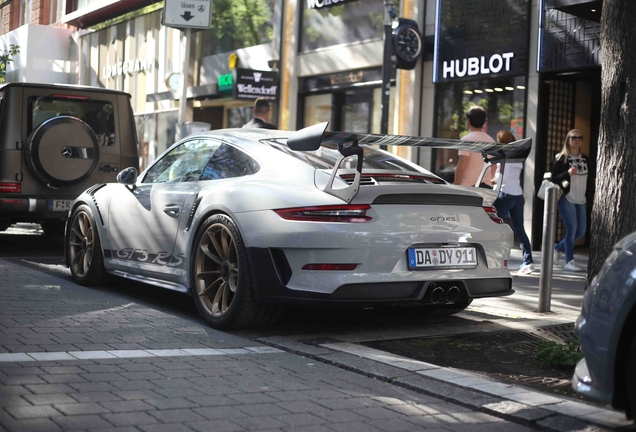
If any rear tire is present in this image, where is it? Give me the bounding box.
[190,214,282,329]
[67,205,106,285]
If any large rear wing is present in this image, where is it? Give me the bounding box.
[285,122,532,203]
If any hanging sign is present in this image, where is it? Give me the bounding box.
[162,0,212,30]
[233,68,279,101]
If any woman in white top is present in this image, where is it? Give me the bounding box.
[492,130,534,275]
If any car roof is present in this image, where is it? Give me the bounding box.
[0,82,132,97]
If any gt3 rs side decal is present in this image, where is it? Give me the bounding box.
[104,249,186,267]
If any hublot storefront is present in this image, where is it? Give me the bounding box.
[431,0,531,182]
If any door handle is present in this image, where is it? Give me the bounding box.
[163,204,180,218]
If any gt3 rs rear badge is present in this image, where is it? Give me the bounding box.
[430,216,457,221]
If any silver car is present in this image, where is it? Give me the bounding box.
[573,232,636,418]
[65,123,531,329]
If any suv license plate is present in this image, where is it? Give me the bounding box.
[408,247,477,270]
[49,199,72,211]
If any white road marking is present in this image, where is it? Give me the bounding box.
[0,347,284,362]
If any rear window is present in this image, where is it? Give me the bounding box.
[28,96,116,146]
[266,141,427,173]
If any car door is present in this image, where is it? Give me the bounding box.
[107,138,221,272]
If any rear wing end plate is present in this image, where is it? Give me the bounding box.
[285,122,532,203]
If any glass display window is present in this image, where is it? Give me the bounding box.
[300,0,386,52]
[433,76,526,182]
[304,93,332,130]
[200,0,281,56]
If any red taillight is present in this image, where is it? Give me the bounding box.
[0,183,20,193]
[275,205,372,223]
[483,206,504,224]
[504,260,508,267]
[302,264,358,271]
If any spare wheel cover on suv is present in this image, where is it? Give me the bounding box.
[26,116,100,185]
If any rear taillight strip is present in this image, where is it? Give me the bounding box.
[483,206,505,224]
[275,205,372,223]
[0,183,21,193]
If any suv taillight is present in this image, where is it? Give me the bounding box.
[483,206,504,224]
[0,183,20,193]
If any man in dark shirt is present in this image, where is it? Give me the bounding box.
[242,98,277,129]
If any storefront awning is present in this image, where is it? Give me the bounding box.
[62,0,160,28]
[553,0,602,22]
[146,84,218,103]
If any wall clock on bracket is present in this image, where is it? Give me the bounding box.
[392,18,423,70]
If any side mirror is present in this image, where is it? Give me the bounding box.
[117,167,138,186]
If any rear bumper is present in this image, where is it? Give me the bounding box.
[0,196,69,222]
[247,247,513,306]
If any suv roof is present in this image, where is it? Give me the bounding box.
[0,82,132,97]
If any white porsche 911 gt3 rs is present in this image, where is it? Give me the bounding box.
[64,122,531,329]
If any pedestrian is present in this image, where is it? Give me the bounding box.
[492,130,534,275]
[552,129,590,272]
[454,106,495,187]
[242,98,277,129]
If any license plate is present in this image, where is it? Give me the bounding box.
[407,246,477,270]
[48,199,72,211]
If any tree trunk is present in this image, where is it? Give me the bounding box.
[588,0,636,282]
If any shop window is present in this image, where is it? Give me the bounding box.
[19,0,31,25]
[200,0,280,56]
[433,76,526,182]
[304,94,332,130]
[300,0,386,52]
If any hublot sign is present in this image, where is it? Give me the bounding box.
[306,0,357,9]
[433,0,529,83]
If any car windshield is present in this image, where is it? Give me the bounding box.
[28,96,116,146]
[265,140,428,173]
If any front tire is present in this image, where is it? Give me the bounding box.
[67,205,106,285]
[191,214,282,329]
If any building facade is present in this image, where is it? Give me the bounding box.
[0,0,602,249]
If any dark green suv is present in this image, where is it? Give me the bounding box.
[0,83,139,235]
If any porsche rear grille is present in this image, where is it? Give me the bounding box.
[372,194,483,206]
[329,282,421,300]
[342,176,377,186]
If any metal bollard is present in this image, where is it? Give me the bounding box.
[538,186,558,312]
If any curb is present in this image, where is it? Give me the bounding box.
[256,336,631,432]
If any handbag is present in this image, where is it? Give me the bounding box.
[537,173,562,201]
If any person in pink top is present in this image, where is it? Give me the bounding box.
[454,106,495,187]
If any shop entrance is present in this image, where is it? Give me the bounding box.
[532,69,601,250]
[301,87,394,134]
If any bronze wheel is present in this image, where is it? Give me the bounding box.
[191,214,282,329]
[194,221,240,318]
[67,205,105,285]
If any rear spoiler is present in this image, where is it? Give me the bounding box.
[286,122,532,203]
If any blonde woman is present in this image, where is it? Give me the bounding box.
[551,129,590,272]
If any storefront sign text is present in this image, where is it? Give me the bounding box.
[218,73,233,93]
[233,68,279,101]
[441,52,514,79]
[330,71,364,85]
[103,58,154,80]
[306,0,357,9]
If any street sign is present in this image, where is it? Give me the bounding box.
[162,0,212,30]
